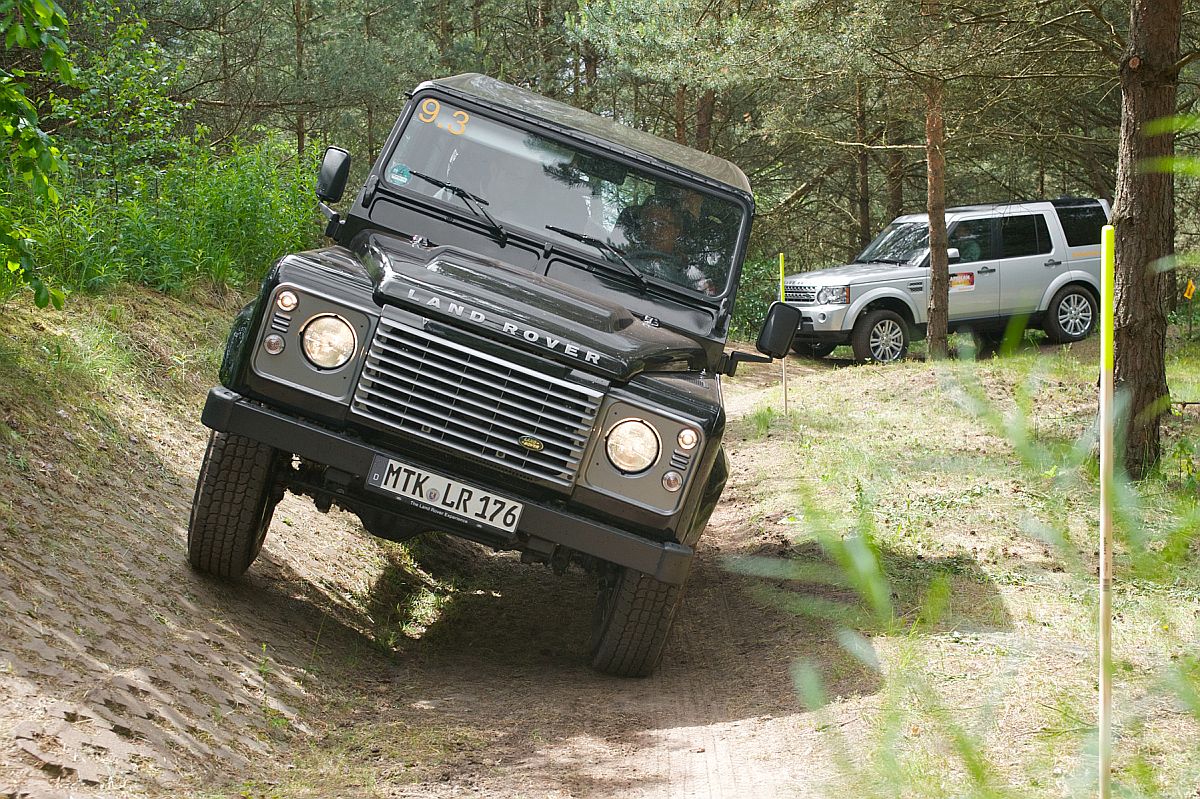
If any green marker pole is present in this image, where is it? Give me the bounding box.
[780,252,788,413]
[1099,224,1115,799]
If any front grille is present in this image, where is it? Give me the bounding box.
[352,319,604,487]
[785,285,816,304]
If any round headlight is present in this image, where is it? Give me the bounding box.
[605,419,660,474]
[302,315,356,369]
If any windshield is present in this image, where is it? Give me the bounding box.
[856,222,930,265]
[382,96,745,297]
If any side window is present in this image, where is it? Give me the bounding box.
[947,218,994,263]
[1055,202,1107,246]
[1001,214,1052,258]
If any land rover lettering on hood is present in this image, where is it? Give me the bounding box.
[189,73,798,678]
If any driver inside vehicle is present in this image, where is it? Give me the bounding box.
[627,195,719,295]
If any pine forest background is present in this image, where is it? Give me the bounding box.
[2,0,1198,336]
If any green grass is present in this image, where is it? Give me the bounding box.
[725,334,1200,798]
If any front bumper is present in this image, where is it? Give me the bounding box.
[201,388,693,585]
[787,302,853,343]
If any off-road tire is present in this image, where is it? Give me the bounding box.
[851,309,909,363]
[590,566,684,678]
[790,341,837,359]
[188,431,282,578]
[1043,285,1098,344]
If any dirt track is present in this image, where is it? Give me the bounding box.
[0,342,859,798]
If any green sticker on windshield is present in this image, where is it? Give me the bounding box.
[387,163,411,185]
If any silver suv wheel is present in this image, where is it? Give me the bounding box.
[1044,285,1098,344]
[870,319,905,361]
[852,309,909,363]
[1057,293,1093,338]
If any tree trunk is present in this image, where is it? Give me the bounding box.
[1112,0,1179,477]
[674,84,688,144]
[366,104,375,158]
[854,79,871,249]
[885,112,905,221]
[293,0,307,157]
[924,78,949,359]
[695,89,715,153]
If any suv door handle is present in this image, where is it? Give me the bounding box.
[1044,258,1062,267]
[977,266,996,274]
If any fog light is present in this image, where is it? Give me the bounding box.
[677,428,699,450]
[662,471,683,492]
[818,313,827,323]
[264,334,285,355]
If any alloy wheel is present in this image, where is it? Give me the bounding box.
[870,319,905,362]
[1058,293,1094,338]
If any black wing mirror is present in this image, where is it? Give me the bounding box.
[756,301,802,359]
[720,302,802,375]
[317,146,351,203]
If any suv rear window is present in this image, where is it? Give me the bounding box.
[1001,214,1052,258]
[1053,201,1107,246]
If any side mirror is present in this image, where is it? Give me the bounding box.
[946,247,961,264]
[719,302,802,375]
[756,301,802,359]
[317,147,351,203]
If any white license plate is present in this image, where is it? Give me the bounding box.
[366,456,524,534]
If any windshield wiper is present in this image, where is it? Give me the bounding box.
[408,169,508,245]
[545,225,647,291]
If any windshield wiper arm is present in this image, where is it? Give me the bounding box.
[408,169,508,245]
[545,225,647,291]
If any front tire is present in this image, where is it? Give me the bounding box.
[590,566,685,677]
[1043,285,1097,343]
[188,431,283,578]
[851,309,909,363]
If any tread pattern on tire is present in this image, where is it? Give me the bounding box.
[590,568,683,678]
[188,431,279,578]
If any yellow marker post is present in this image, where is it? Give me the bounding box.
[1099,224,1115,799]
[1186,279,1196,339]
[780,253,788,413]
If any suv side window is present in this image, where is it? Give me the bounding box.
[947,218,994,263]
[1001,214,1052,258]
[1054,201,1106,246]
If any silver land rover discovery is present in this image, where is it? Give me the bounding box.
[784,198,1111,362]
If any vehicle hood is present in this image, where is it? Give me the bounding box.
[356,235,707,382]
[785,261,926,285]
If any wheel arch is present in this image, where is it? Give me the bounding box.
[850,291,919,333]
[1038,272,1100,312]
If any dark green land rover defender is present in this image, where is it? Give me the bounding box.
[189,73,798,677]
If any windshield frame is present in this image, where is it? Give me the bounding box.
[371,88,752,304]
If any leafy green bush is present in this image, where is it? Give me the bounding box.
[731,255,783,341]
[1,135,319,301]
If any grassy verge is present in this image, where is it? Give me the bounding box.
[724,336,1200,797]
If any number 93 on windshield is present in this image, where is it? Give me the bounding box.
[417,99,469,135]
